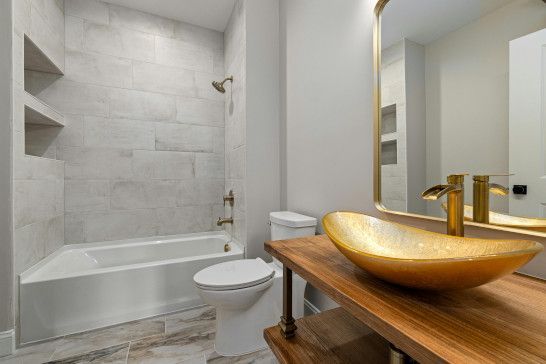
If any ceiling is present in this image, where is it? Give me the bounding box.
[381,0,514,49]
[102,0,236,32]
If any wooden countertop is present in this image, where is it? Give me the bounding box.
[265,235,546,364]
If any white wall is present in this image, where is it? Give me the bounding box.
[245,0,280,260]
[280,0,375,310]
[425,0,546,217]
[0,0,13,336]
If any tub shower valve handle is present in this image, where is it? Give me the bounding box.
[223,190,235,206]
[217,217,233,226]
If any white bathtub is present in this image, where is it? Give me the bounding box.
[19,231,244,344]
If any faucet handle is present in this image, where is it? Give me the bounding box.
[473,174,513,196]
[447,173,468,184]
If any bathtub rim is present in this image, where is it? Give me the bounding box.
[20,231,244,284]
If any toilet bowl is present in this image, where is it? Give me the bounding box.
[193,211,316,356]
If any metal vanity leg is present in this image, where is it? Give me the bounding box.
[389,344,413,364]
[279,266,297,339]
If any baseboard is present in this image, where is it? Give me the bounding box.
[0,330,14,358]
[304,299,321,315]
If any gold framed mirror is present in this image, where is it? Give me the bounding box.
[373,0,546,236]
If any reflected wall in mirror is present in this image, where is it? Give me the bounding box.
[378,0,546,232]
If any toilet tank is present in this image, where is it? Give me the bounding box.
[269,211,317,241]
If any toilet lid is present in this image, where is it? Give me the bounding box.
[194,258,275,291]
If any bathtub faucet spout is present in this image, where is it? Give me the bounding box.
[217,217,233,226]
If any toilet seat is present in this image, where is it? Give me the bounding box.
[194,258,275,291]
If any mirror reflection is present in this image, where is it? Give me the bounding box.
[379,0,546,232]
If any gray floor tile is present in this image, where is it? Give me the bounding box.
[127,322,215,364]
[49,317,164,361]
[165,306,215,334]
[45,343,129,364]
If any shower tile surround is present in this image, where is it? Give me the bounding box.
[223,0,247,247]
[22,0,229,246]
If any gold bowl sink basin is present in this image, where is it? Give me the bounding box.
[323,212,543,290]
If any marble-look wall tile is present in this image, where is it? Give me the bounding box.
[155,36,213,73]
[14,179,62,229]
[155,124,215,153]
[223,0,247,247]
[59,147,134,180]
[109,87,177,121]
[32,0,65,37]
[84,116,155,150]
[65,180,109,212]
[110,180,180,210]
[174,22,224,51]
[14,155,64,181]
[227,146,245,180]
[56,114,84,147]
[65,15,84,51]
[13,33,24,87]
[156,206,213,235]
[65,0,109,25]
[24,1,229,245]
[83,22,155,62]
[108,4,175,37]
[132,61,196,97]
[84,209,159,243]
[132,150,194,180]
[64,213,85,244]
[65,50,133,88]
[195,154,224,179]
[176,96,224,127]
[224,0,245,71]
[14,214,64,274]
[29,2,65,70]
[26,75,109,117]
[178,180,224,206]
[13,0,31,35]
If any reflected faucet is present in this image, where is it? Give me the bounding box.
[473,174,510,224]
[422,174,467,236]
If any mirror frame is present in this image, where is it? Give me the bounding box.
[372,0,546,238]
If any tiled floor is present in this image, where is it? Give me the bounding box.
[0,306,276,364]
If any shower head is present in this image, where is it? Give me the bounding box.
[212,76,233,93]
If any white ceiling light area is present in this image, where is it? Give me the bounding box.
[102,0,236,32]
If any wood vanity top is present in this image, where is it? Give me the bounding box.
[265,235,546,364]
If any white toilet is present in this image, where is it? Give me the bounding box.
[193,211,317,356]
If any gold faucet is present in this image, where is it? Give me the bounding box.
[217,217,233,226]
[422,174,467,236]
[473,175,509,224]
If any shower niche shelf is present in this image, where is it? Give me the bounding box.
[24,91,64,127]
[24,35,64,75]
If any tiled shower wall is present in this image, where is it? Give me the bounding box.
[223,0,247,247]
[26,0,227,244]
[13,0,65,276]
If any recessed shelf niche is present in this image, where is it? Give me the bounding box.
[23,34,64,159]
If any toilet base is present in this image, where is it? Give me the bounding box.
[213,284,277,356]
[197,263,306,356]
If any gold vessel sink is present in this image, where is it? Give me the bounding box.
[441,203,546,233]
[322,212,543,290]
